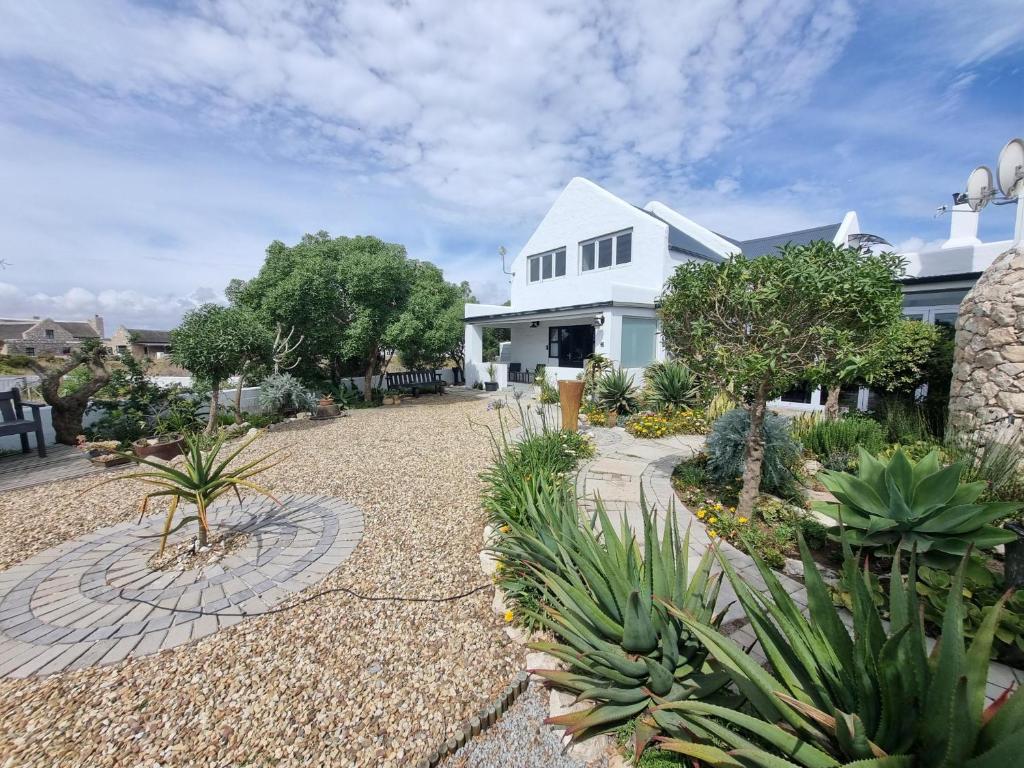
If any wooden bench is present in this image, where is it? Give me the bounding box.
[0,389,47,458]
[384,370,445,397]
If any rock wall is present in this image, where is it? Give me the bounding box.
[948,245,1024,445]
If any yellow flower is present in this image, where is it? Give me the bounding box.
[738,516,749,524]
[696,509,706,519]
[503,609,514,623]
[709,516,717,524]
[708,529,718,538]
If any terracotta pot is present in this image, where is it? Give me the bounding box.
[606,409,618,427]
[133,437,185,461]
[558,380,585,432]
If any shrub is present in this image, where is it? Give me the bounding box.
[693,496,824,569]
[658,542,1024,767]
[794,414,886,471]
[595,368,640,415]
[705,407,801,497]
[946,426,1024,506]
[878,397,933,443]
[625,409,708,439]
[504,496,731,753]
[538,377,560,404]
[85,406,148,448]
[258,373,316,416]
[580,401,609,426]
[814,446,1019,565]
[642,361,699,412]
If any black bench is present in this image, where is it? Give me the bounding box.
[384,370,446,397]
[0,388,47,458]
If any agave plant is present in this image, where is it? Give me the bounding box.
[595,367,640,416]
[88,431,282,553]
[814,446,1018,565]
[643,361,700,412]
[504,491,733,754]
[656,538,1024,767]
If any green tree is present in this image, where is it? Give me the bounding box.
[389,265,466,371]
[28,338,111,445]
[659,241,904,516]
[171,305,273,433]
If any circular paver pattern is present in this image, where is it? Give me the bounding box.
[0,494,363,678]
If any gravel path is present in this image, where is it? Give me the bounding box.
[440,684,606,768]
[0,394,522,767]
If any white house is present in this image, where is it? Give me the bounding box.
[463,177,861,405]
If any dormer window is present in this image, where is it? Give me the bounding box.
[528,248,566,283]
[580,229,632,272]
[45,329,54,339]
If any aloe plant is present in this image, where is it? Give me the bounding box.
[89,431,282,553]
[814,446,1019,564]
[643,361,700,412]
[502,491,733,754]
[655,538,1024,767]
[596,367,640,415]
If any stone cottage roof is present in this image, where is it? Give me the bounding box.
[0,322,35,339]
[58,322,101,339]
[125,328,171,344]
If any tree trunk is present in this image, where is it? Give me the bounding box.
[234,366,246,424]
[363,360,375,403]
[50,404,89,445]
[736,385,770,519]
[824,386,841,421]
[206,385,220,434]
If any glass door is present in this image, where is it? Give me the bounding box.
[548,325,594,368]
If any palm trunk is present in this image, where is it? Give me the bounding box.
[206,384,220,434]
[824,386,841,421]
[736,384,770,519]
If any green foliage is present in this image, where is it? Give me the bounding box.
[596,368,640,415]
[388,264,467,370]
[258,373,316,416]
[495,493,731,752]
[658,542,1024,767]
[624,409,708,439]
[945,427,1024,506]
[93,431,282,553]
[642,361,700,412]
[705,408,801,497]
[538,377,560,405]
[154,395,205,436]
[171,305,272,390]
[0,354,33,374]
[582,353,613,403]
[794,415,886,471]
[814,447,1019,565]
[868,319,942,393]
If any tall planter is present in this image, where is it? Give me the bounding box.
[558,380,584,433]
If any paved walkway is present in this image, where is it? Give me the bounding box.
[0,443,104,494]
[0,494,363,678]
[575,426,1023,702]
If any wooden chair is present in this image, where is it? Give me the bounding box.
[0,389,47,458]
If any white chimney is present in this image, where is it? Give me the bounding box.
[942,202,981,249]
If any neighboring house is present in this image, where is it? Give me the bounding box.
[108,327,172,359]
[462,177,862,409]
[463,177,1011,410]
[0,315,104,357]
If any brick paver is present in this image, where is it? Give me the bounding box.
[0,494,363,678]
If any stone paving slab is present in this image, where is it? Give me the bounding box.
[0,493,363,678]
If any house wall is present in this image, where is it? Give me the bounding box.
[508,178,668,312]
[4,319,79,357]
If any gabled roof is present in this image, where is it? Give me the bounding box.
[637,207,725,261]
[58,322,100,339]
[718,224,842,258]
[0,322,35,339]
[125,328,171,344]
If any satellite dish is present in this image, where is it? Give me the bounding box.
[964,166,994,211]
[996,138,1024,197]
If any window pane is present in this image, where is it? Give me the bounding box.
[555,249,566,276]
[542,252,552,279]
[598,238,612,268]
[529,257,540,282]
[581,242,595,271]
[620,318,657,368]
[549,327,559,343]
[616,232,632,264]
[934,312,957,329]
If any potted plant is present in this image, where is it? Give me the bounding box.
[484,363,499,392]
[76,436,131,468]
[132,432,186,461]
[595,368,639,428]
[313,392,341,419]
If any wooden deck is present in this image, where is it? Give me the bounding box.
[0,444,106,494]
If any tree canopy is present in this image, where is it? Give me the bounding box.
[659,241,905,515]
[389,266,468,371]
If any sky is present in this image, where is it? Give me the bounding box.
[0,0,1022,331]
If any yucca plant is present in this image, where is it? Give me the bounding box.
[596,367,640,416]
[814,446,1019,565]
[643,361,701,412]
[88,431,282,553]
[656,538,1024,767]
[510,492,734,754]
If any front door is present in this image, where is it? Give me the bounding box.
[548,325,595,368]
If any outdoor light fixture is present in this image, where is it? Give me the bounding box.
[593,314,605,327]
[529,321,539,328]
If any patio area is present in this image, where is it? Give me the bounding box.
[0,392,520,767]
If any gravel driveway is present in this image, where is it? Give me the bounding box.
[0,394,522,767]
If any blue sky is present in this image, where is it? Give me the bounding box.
[0,0,1022,330]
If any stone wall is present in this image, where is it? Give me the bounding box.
[948,245,1024,445]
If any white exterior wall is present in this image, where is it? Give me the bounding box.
[508,178,668,311]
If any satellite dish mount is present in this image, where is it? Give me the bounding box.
[995,138,1024,245]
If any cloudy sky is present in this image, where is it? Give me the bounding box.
[0,0,1022,331]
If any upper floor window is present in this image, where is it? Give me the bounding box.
[528,248,567,283]
[580,230,632,272]
[45,329,54,339]
[25,347,35,356]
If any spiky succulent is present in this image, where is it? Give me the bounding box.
[520,493,733,754]
[657,537,1024,767]
[814,446,1018,565]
